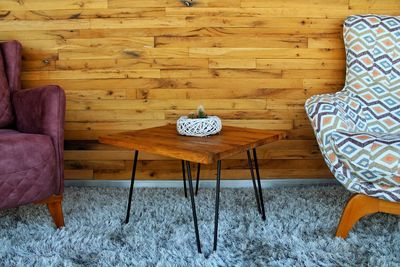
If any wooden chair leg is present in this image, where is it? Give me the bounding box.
[336,193,400,238]
[36,195,65,228]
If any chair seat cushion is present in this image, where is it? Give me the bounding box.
[331,131,400,187]
[0,129,56,209]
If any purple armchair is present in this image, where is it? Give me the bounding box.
[0,41,65,228]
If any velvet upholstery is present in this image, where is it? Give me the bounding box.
[13,85,66,193]
[0,51,14,127]
[0,40,65,210]
[0,41,22,92]
[0,129,56,209]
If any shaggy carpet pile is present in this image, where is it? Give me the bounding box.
[0,185,399,266]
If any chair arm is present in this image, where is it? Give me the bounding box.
[12,85,66,193]
[305,91,366,149]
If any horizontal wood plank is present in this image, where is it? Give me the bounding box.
[0,0,107,10]
[4,0,395,180]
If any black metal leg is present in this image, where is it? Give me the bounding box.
[213,160,222,251]
[186,161,202,253]
[125,150,139,224]
[181,160,187,198]
[195,163,201,195]
[247,150,261,214]
[253,149,266,220]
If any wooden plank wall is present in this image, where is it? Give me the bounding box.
[0,0,399,181]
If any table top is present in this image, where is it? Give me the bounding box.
[99,124,285,164]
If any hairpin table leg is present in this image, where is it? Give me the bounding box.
[213,160,222,251]
[186,161,202,253]
[247,150,261,214]
[253,148,266,220]
[181,160,187,198]
[125,150,139,224]
[195,163,201,195]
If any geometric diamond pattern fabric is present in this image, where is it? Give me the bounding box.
[305,15,400,202]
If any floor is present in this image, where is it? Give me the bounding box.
[0,185,399,266]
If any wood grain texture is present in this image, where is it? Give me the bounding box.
[99,124,285,164]
[335,194,400,238]
[35,195,65,228]
[1,0,398,180]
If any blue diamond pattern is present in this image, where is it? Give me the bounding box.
[305,15,400,202]
[343,144,357,154]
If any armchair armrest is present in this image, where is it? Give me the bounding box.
[305,91,366,149]
[12,85,66,193]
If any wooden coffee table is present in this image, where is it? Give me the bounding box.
[99,124,285,253]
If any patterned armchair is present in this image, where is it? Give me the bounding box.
[306,15,400,237]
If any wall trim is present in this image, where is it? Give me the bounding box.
[65,178,338,188]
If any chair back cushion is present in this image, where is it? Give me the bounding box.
[343,15,400,133]
[0,41,22,92]
[0,51,14,128]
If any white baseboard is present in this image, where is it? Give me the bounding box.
[65,178,338,188]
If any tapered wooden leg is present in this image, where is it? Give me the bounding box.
[336,193,400,238]
[36,195,65,228]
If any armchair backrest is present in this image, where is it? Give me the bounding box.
[344,15,400,133]
[0,40,22,93]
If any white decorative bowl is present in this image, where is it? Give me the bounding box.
[177,116,222,137]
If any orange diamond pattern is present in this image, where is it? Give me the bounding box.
[305,15,400,202]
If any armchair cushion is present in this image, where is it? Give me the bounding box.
[332,131,400,187]
[0,129,56,209]
[0,52,14,128]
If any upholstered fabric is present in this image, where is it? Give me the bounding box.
[0,51,14,128]
[0,40,65,210]
[13,85,66,193]
[332,131,400,185]
[0,129,56,209]
[306,15,400,202]
[0,41,22,92]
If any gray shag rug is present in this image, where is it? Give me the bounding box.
[0,185,399,266]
